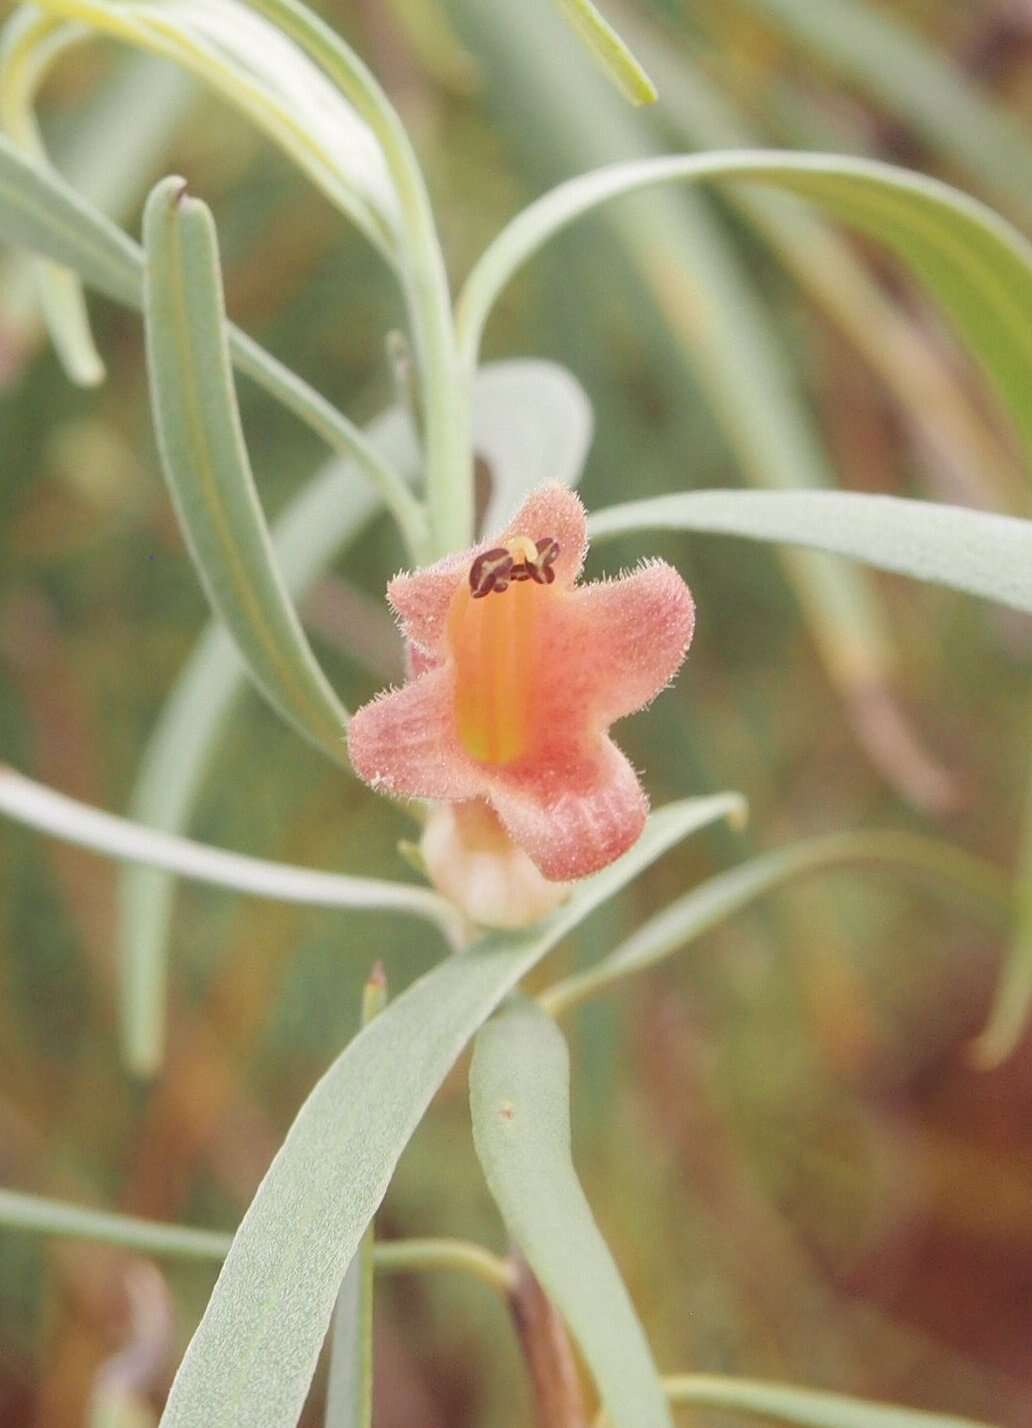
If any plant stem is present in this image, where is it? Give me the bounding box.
[243,0,473,556]
[508,1252,587,1428]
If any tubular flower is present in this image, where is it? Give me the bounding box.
[348,485,695,883]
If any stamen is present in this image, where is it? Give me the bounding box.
[468,535,560,597]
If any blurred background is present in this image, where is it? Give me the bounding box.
[0,0,1030,1423]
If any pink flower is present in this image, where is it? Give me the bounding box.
[348,486,695,883]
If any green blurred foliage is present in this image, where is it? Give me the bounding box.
[0,1,1030,1424]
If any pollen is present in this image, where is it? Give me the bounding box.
[449,538,558,765]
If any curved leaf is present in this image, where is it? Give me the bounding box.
[0,764,457,936]
[142,175,349,762]
[554,0,655,105]
[0,1188,232,1261]
[660,1372,997,1428]
[120,359,590,1076]
[157,795,743,1428]
[589,490,1032,614]
[0,8,106,383]
[540,830,1009,1017]
[471,1000,671,1428]
[32,0,399,253]
[609,16,1021,509]
[970,770,1032,1069]
[457,150,1032,461]
[0,39,195,382]
[736,0,1032,229]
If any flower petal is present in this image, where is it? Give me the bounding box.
[501,483,588,587]
[488,737,647,881]
[388,558,464,658]
[347,667,483,801]
[571,560,695,723]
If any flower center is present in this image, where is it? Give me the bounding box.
[448,535,560,766]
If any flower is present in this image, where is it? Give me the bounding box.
[348,485,695,883]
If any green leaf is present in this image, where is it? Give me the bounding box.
[142,175,349,763]
[457,150,1032,463]
[736,0,1032,229]
[119,359,591,1077]
[660,1372,997,1428]
[0,8,107,383]
[471,1001,671,1428]
[0,1187,231,1261]
[970,764,1032,1069]
[606,16,1020,508]
[0,764,458,935]
[554,0,656,105]
[157,795,742,1428]
[0,41,194,381]
[589,490,1032,614]
[540,830,1009,1017]
[31,0,399,254]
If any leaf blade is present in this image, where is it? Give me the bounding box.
[471,1001,671,1428]
[662,1372,998,1428]
[142,174,349,763]
[458,150,1032,462]
[157,795,742,1428]
[589,490,1032,614]
[554,0,656,105]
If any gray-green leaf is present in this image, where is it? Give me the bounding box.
[142,174,349,764]
[471,1000,671,1428]
[157,795,741,1428]
[589,490,1032,615]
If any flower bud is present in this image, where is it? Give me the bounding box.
[420,801,569,930]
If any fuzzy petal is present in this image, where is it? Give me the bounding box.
[388,558,464,658]
[571,560,695,724]
[489,737,648,881]
[500,483,588,587]
[347,667,483,801]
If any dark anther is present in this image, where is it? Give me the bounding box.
[527,536,559,584]
[468,536,560,597]
[469,547,514,598]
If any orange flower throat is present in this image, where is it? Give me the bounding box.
[448,535,559,766]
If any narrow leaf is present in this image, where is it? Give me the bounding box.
[661,1372,997,1428]
[30,0,399,253]
[471,1001,671,1428]
[736,0,1032,228]
[458,150,1032,462]
[554,0,656,105]
[608,16,1021,508]
[541,831,1009,1017]
[0,764,458,936]
[0,1187,231,1261]
[970,765,1032,1069]
[142,174,349,763]
[157,795,742,1428]
[589,491,1032,614]
[0,8,106,382]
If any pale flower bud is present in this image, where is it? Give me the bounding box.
[420,801,570,930]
